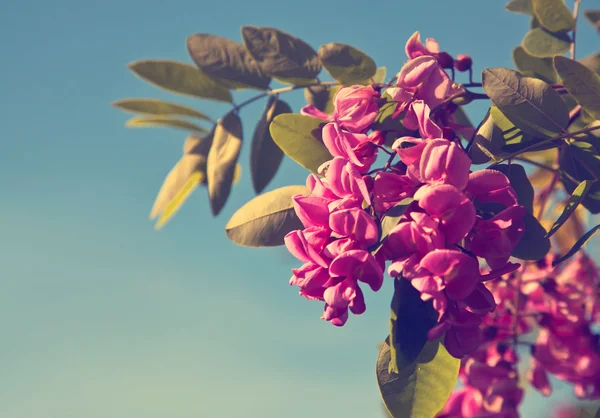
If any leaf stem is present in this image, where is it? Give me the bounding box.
[571,0,582,60]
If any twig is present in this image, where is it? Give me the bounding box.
[571,0,582,60]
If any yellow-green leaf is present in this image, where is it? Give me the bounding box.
[318,42,377,85]
[505,0,532,14]
[513,46,559,83]
[269,114,331,173]
[377,339,460,418]
[522,28,571,58]
[112,98,213,121]
[225,185,308,247]
[532,0,575,32]
[126,116,209,134]
[553,223,600,266]
[373,66,387,84]
[206,113,243,216]
[470,110,505,164]
[546,180,593,238]
[128,60,232,102]
[155,171,203,230]
[554,56,600,120]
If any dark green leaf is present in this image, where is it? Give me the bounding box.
[482,68,569,138]
[241,26,321,80]
[506,0,532,14]
[113,98,213,121]
[522,28,571,58]
[206,113,243,215]
[546,180,593,238]
[304,85,331,112]
[388,278,438,372]
[250,97,292,193]
[470,110,505,164]
[580,52,600,75]
[269,114,331,173]
[493,164,534,213]
[128,60,232,103]
[584,9,600,30]
[377,338,460,418]
[554,56,600,120]
[532,0,574,32]
[186,33,271,90]
[225,185,307,247]
[512,212,551,260]
[318,42,377,85]
[513,46,559,83]
[560,139,600,214]
[125,116,209,134]
[553,223,600,266]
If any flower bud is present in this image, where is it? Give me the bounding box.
[454,54,473,72]
[436,51,454,69]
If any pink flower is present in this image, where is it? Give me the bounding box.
[419,249,481,301]
[372,172,418,214]
[385,211,445,261]
[403,100,443,139]
[466,170,518,207]
[412,139,471,190]
[323,157,372,205]
[528,360,552,396]
[300,104,334,121]
[392,136,427,166]
[293,195,331,228]
[333,85,380,132]
[329,207,378,247]
[322,123,377,172]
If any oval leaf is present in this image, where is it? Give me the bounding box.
[373,66,387,84]
[155,171,204,230]
[546,180,592,238]
[554,56,600,120]
[553,223,600,266]
[482,68,569,139]
[318,42,377,85]
[532,0,574,32]
[585,9,600,30]
[522,28,571,58]
[128,60,232,103]
[506,0,532,14]
[377,339,460,418]
[187,33,271,90]
[126,116,209,134]
[269,114,331,173]
[470,110,505,164]
[225,185,308,247]
[206,113,243,216]
[512,212,551,260]
[113,98,213,121]
[241,26,321,80]
[250,97,293,193]
[580,52,600,75]
[513,46,559,83]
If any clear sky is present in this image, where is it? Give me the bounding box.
[1,0,599,417]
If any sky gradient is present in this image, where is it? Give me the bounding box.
[1,0,599,416]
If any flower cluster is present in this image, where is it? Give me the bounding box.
[286,32,525,357]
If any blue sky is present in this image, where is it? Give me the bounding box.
[1,0,599,417]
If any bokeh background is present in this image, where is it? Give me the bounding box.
[2,0,599,417]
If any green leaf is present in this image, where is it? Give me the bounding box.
[482,68,569,139]
[112,98,213,121]
[318,42,377,85]
[493,164,534,213]
[532,0,574,32]
[269,114,331,173]
[388,278,438,372]
[250,97,292,193]
[225,185,307,247]
[553,223,600,266]
[206,113,243,216]
[580,52,600,75]
[373,67,387,84]
[522,28,571,58]
[155,171,203,230]
[377,338,460,418]
[186,33,271,90]
[470,110,505,164]
[373,199,414,255]
[512,212,551,260]
[241,26,321,80]
[128,60,232,103]
[560,138,600,214]
[546,180,593,238]
[125,116,209,134]
[554,56,600,120]
[506,0,532,14]
[584,9,600,30]
[513,46,559,83]
[490,106,531,145]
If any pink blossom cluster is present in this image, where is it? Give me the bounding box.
[286,32,526,360]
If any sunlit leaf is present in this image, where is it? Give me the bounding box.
[250,96,292,193]
[553,223,600,266]
[505,0,532,14]
[377,338,459,418]
[546,180,593,238]
[125,116,209,134]
[552,204,585,255]
[206,113,243,215]
[513,46,559,83]
[470,110,505,164]
[128,60,232,102]
[186,33,271,90]
[225,185,308,247]
[522,28,571,58]
[155,171,203,230]
[269,114,331,173]
[113,98,213,121]
[532,0,574,32]
[482,68,569,139]
[373,66,387,84]
[318,42,377,85]
[241,26,321,80]
[512,212,551,260]
[554,56,600,120]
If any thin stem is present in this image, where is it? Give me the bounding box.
[571,0,582,60]
[569,104,582,126]
[463,82,482,88]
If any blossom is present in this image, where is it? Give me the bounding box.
[322,123,378,172]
